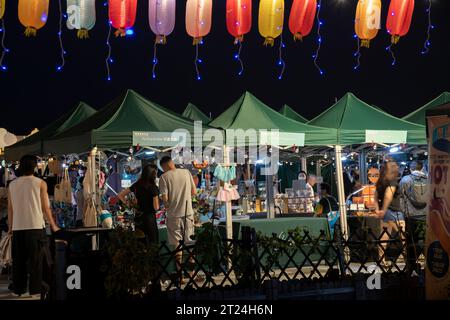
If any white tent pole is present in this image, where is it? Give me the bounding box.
[223,144,233,240]
[301,157,308,173]
[334,145,349,240]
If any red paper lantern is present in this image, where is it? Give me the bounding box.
[108,0,137,37]
[386,0,414,44]
[226,0,252,44]
[289,0,317,41]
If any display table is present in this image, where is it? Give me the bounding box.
[228,217,330,240]
[221,217,333,269]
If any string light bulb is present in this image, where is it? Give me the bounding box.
[0,18,8,71]
[313,0,324,75]
[421,0,433,55]
[56,0,66,71]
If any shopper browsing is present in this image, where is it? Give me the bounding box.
[118,165,160,244]
[7,155,59,298]
[158,156,197,280]
[399,161,428,217]
[315,183,339,216]
[374,160,406,266]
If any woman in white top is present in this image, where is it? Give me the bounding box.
[8,155,59,297]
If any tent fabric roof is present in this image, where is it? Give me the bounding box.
[279,105,308,123]
[308,93,426,145]
[403,92,450,125]
[208,91,337,146]
[45,90,213,155]
[4,102,96,160]
[182,103,211,123]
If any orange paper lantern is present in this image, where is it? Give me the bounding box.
[355,0,381,48]
[18,0,49,37]
[186,0,213,45]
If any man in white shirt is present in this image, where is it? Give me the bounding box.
[158,156,197,282]
[8,155,59,298]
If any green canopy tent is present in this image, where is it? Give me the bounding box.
[45,90,214,155]
[209,92,337,238]
[182,103,211,123]
[209,91,337,146]
[403,92,450,125]
[308,92,426,146]
[279,104,308,123]
[4,102,96,161]
[308,92,427,240]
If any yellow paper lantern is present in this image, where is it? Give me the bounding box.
[258,0,285,47]
[355,0,381,48]
[0,0,5,19]
[18,0,49,37]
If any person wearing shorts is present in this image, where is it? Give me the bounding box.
[159,156,196,281]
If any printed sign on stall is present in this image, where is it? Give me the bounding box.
[426,106,450,300]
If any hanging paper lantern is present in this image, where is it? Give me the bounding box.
[386,0,414,44]
[226,0,252,44]
[288,0,316,41]
[355,0,381,48]
[259,0,285,46]
[66,0,96,39]
[18,0,49,37]
[186,0,213,45]
[108,0,137,37]
[149,0,176,44]
[0,0,5,19]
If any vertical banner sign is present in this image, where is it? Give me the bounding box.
[426,106,450,300]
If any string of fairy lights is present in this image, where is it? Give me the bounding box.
[0,0,438,81]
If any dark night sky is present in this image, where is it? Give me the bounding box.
[0,0,449,135]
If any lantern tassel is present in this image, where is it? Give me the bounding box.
[114,28,126,37]
[156,35,167,45]
[193,37,203,45]
[263,37,275,47]
[24,27,37,37]
[234,35,244,45]
[77,29,89,39]
[293,33,303,42]
[361,39,370,48]
[391,35,400,44]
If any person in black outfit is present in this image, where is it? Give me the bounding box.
[315,183,339,216]
[118,165,160,244]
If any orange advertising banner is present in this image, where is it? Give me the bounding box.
[426,105,450,300]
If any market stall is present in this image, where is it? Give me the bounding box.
[208,91,338,240]
[4,102,96,161]
[308,92,427,238]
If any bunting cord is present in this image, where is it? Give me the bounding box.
[195,43,201,80]
[152,41,158,79]
[57,0,66,71]
[235,40,244,76]
[313,0,324,75]
[353,37,361,70]
[387,44,396,66]
[105,22,112,81]
[421,0,432,55]
[277,34,286,80]
[0,19,8,71]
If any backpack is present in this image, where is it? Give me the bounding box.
[404,175,428,210]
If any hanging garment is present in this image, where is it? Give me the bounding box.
[0,233,12,268]
[214,165,236,182]
[216,183,240,202]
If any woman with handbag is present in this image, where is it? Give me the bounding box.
[118,165,160,245]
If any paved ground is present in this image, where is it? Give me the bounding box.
[0,273,40,300]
